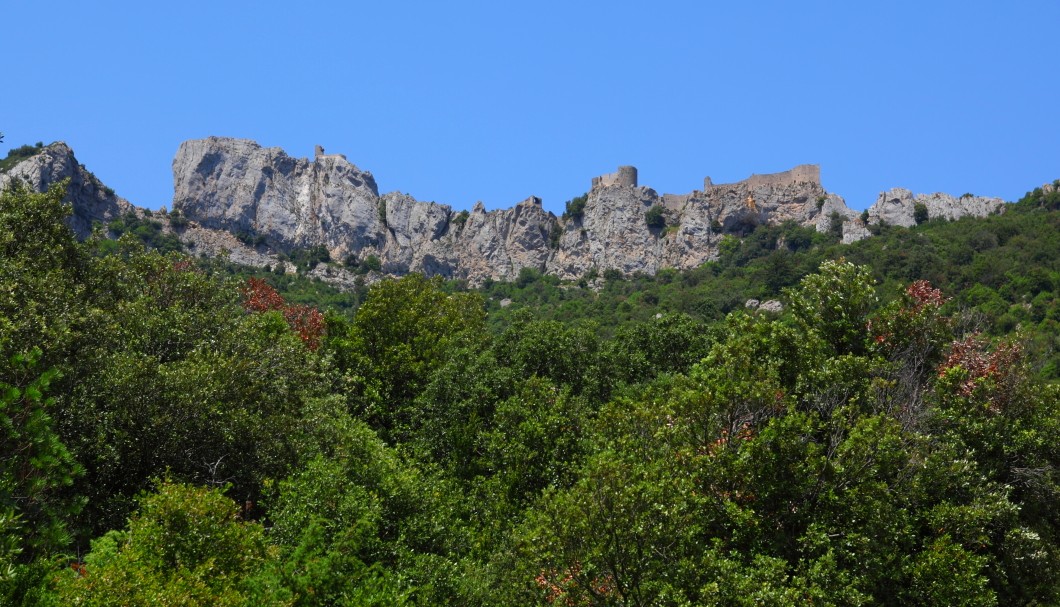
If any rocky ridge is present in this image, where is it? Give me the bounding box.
[0,142,133,237]
[4,138,1008,286]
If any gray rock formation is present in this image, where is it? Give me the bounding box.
[3,138,1012,288]
[172,137,385,256]
[168,140,1012,284]
[171,137,566,284]
[865,188,1005,229]
[450,196,558,284]
[0,142,133,237]
[548,183,662,278]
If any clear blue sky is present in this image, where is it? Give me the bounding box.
[3,1,1058,213]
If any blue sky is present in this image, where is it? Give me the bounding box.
[3,1,1058,213]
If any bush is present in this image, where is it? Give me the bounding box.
[828,211,844,240]
[169,210,189,229]
[360,254,382,273]
[645,205,666,229]
[913,203,929,225]
[0,142,44,173]
[563,194,588,221]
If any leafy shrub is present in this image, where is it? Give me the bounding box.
[168,210,189,229]
[562,194,588,221]
[360,254,382,273]
[914,202,929,225]
[828,210,844,240]
[645,205,666,229]
[0,142,44,173]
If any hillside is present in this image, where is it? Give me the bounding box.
[0,172,1058,604]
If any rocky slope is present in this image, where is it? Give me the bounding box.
[3,138,1008,286]
[0,142,133,237]
[866,188,1005,227]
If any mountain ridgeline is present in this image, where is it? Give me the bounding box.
[2,138,1007,285]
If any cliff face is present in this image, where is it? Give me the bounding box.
[172,137,385,256]
[0,142,133,237]
[170,138,869,283]
[172,137,564,283]
[3,138,1009,285]
[865,188,1005,228]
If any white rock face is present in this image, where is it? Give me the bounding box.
[451,197,558,283]
[4,138,1012,288]
[548,184,661,278]
[172,138,561,283]
[866,188,1004,228]
[0,142,132,237]
[172,137,384,255]
[167,142,1011,284]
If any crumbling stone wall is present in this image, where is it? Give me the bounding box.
[592,165,638,189]
[314,145,347,161]
[705,164,820,190]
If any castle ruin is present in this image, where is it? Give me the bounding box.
[592,165,638,189]
[705,164,820,191]
[314,145,347,162]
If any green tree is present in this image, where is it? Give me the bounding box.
[58,241,326,536]
[267,398,463,606]
[562,194,588,221]
[914,202,930,225]
[483,377,590,508]
[0,180,87,368]
[788,259,877,356]
[645,205,666,229]
[53,480,287,606]
[333,274,487,440]
[0,350,82,605]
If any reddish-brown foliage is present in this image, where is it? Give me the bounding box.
[240,277,325,350]
[283,304,326,351]
[241,277,287,313]
[938,334,1023,408]
[906,280,947,312]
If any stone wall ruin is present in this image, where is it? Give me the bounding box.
[705,164,820,191]
[592,165,638,189]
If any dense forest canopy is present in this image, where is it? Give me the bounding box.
[0,178,1057,605]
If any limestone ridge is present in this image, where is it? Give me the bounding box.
[868,188,1005,227]
[0,142,132,237]
[4,138,1008,285]
[163,137,1010,283]
[171,138,863,282]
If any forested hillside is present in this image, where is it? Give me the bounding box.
[1,179,1058,605]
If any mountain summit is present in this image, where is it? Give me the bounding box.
[2,138,1007,285]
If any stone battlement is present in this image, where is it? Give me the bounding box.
[314,145,347,162]
[705,164,820,191]
[592,165,638,189]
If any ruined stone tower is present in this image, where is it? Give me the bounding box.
[592,165,638,189]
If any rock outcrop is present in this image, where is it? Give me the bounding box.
[864,188,1005,229]
[0,142,133,237]
[172,137,385,257]
[3,138,1011,287]
[165,139,1015,283]
[171,138,563,284]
